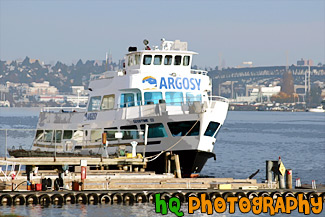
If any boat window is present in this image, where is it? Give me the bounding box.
[35,130,44,142]
[91,129,102,143]
[88,96,101,111]
[165,92,183,106]
[140,123,168,138]
[63,130,73,140]
[143,55,152,65]
[44,130,53,142]
[167,121,200,137]
[120,93,135,108]
[204,121,220,137]
[135,54,141,65]
[144,92,163,104]
[136,92,142,106]
[128,55,133,66]
[55,130,62,143]
[153,55,162,65]
[186,93,202,103]
[101,94,115,110]
[72,130,84,141]
[183,56,190,66]
[174,55,182,65]
[164,55,172,65]
[121,125,139,140]
[104,127,118,141]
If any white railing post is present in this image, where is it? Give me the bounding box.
[5,129,7,160]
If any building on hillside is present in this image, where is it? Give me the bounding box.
[66,95,88,106]
[38,95,65,103]
[71,86,86,95]
[27,81,58,96]
[297,58,313,66]
[244,85,281,102]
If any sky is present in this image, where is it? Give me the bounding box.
[0,0,324,68]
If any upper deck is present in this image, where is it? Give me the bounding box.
[122,39,199,75]
[41,39,224,117]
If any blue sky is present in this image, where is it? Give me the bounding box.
[0,0,324,67]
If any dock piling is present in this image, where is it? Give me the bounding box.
[286,169,292,189]
[266,160,273,183]
[174,154,182,179]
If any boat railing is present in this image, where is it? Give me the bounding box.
[115,95,228,119]
[41,107,87,113]
[90,71,124,81]
[208,96,229,103]
[190,69,208,75]
[0,160,21,181]
[117,96,228,109]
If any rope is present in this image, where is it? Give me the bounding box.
[145,119,200,162]
[13,180,27,191]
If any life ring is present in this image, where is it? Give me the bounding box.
[76,193,87,204]
[209,192,222,201]
[87,193,99,205]
[295,192,307,200]
[247,192,259,200]
[222,192,234,201]
[235,192,247,199]
[25,194,38,205]
[64,193,76,204]
[99,194,111,204]
[185,192,198,202]
[13,194,25,205]
[39,194,51,206]
[123,193,135,204]
[258,191,270,197]
[51,194,64,205]
[307,192,319,202]
[110,193,122,204]
[146,193,156,203]
[0,194,12,206]
[270,192,282,200]
[135,193,147,203]
[172,192,185,203]
[159,192,171,202]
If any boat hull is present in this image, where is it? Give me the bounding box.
[145,150,215,176]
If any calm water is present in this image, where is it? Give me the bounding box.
[0,108,324,216]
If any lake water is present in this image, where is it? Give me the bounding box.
[0,108,324,216]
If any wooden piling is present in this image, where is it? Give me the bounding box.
[174,154,182,179]
[286,169,292,189]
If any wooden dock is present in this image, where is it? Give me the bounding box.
[0,157,147,166]
[1,156,324,206]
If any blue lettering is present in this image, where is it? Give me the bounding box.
[175,77,182,89]
[168,77,175,89]
[195,79,201,90]
[190,78,196,90]
[183,78,189,90]
[160,77,168,89]
[159,77,200,90]
[86,113,97,120]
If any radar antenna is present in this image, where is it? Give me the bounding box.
[143,39,150,50]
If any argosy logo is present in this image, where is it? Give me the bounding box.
[142,76,201,90]
[160,77,201,90]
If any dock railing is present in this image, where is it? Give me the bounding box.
[0,129,36,160]
[41,107,86,113]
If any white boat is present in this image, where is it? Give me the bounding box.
[308,105,325,113]
[20,39,229,176]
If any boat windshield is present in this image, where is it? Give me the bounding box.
[167,121,200,136]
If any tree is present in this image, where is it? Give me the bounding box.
[281,70,294,95]
[307,85,322,107]
[22,56,31,66]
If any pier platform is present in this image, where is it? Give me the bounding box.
[1,157,324,206]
